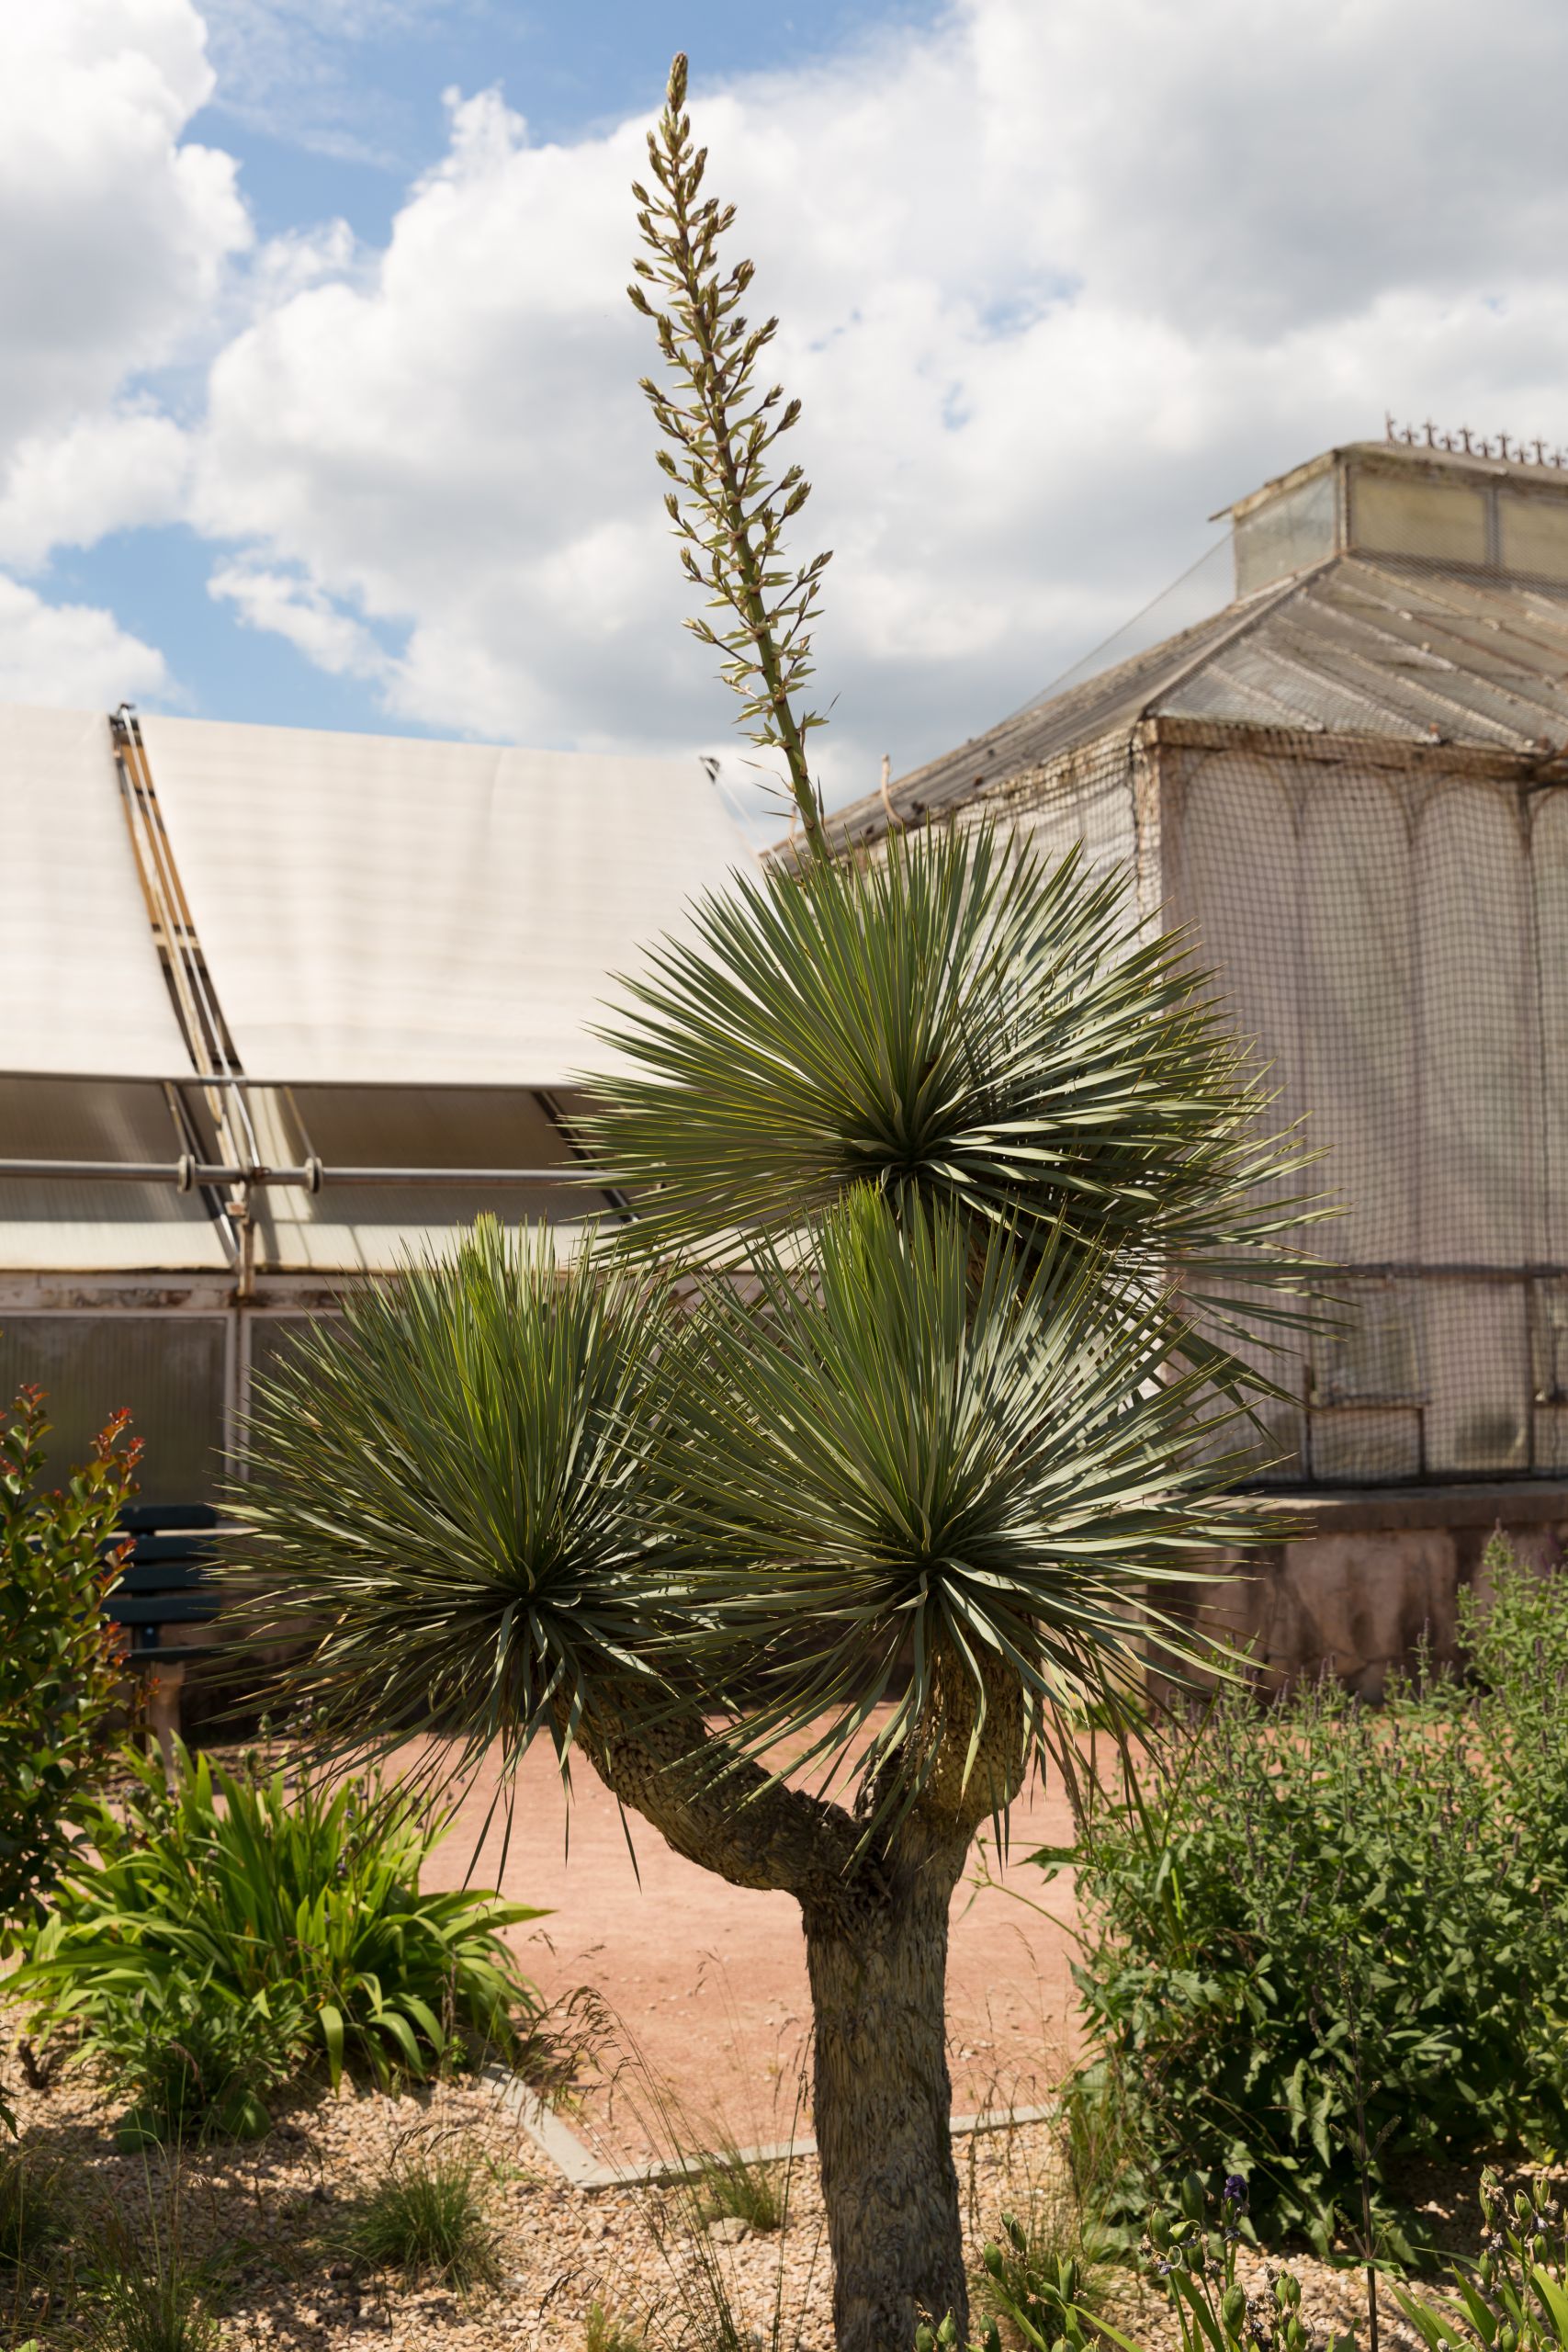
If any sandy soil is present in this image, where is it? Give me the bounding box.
[418,1731,1083,2158]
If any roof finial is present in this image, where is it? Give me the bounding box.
[1383,415,1568,469]
[879,752,904,832]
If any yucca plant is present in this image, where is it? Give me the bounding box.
[232,53,1315,2352]
[587,831,1314,1322]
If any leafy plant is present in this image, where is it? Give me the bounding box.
[340,2146,500,2291]
[976,2206,1120,2352]
[231,51,1314,2352]
[0,1385,138,1945]
[16,1742,544,2140]
[1397,2171,1568,2352]
[1053,1546,1568,2251]
[969,2116,1125,2351]
[1139,2173,1348,2352]
[99,1973,291,2151]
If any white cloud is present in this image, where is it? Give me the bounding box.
[8,0,1568,808]
[0,413,191,571]
[0,0,253,694]
[209,559,390,676]
[179,0,1568,807]
[0,576,168,707]
[196,0,450,164]
[0,4,249,448]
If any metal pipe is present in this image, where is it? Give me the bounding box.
[1325,1261,1568,1281]
[0,1159,621,1187]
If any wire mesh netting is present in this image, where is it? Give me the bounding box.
[0,1313,230,1503]
[944,721,1567,1489]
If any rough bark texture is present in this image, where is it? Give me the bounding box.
[575,1670,1023,2352]
[574,1694,870,1921]
[804,1820,973,2352]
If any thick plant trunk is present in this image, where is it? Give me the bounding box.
[802,1828,970,2352]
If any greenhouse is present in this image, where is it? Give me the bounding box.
[826,434,1568,1684]
[0,703,753,1504]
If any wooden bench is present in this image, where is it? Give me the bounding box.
[104,1504,222,1777]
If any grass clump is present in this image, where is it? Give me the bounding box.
[695,2132,785,2234]
[340,2148,501,2292]
[77,2221,220,2352]
[1055,1541,1568,2253]
[0,2143,66,2275]
[584,2300,649,2352]
[14,1742,545,2143]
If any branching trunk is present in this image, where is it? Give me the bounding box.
[803,1824,973,2352]
[577,1678,1020,2352]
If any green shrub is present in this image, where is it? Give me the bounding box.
[99,1973,291,2151]
[1055,1543,1568,2251]
[0,1385,139,1944]
[340,2147,500,2290]
[17,1743,546,2141]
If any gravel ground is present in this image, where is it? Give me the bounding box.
[0,2020,1505,2352]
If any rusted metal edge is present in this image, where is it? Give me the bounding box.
[0,1159,617,1187]
[481,2065,1057,2192]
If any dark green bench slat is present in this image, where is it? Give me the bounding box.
[107,1594,223,1628]
[101,1505,224,1671]
[114,1533,215,1567]
[118,1504,219,1532]
[115,1561,210,1596]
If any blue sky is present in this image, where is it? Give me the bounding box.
[6,0,1568,812]
[195,5,952,245]
[52,2,951,751]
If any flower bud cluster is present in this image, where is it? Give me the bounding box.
[1142,2173,1336,2352]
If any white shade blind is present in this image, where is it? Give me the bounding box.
[0,705,194,1079]
[140,717,756,1086]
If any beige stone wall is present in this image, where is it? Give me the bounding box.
[1166,1487,1568,1699]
